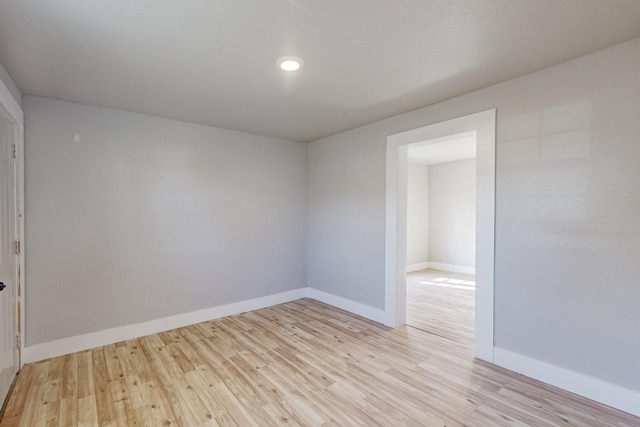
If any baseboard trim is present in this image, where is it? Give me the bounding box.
[406,262,430,273]
[22,287,388,363]
[305,288,388,326]
[428,262,475,275]
[493,347,640,417]
[22,288,307,363]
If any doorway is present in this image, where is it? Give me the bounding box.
[384,110,495,361]
[406,133,477,344]
[0,83,23,410]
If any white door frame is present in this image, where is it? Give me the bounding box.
[0,80,24,369]
[384,109,496,362]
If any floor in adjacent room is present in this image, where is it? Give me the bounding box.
[406,269,475,346]
[1,296,638,426]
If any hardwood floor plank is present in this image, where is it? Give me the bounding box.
[90,348,115,426]
[15,361,49,427]
[2,364,35,420]
[142,380,178,426]
[108,378,133,427]
[154,345,213,426]
[76,395,98,427]
[61,353,78,401]
[210,382,259,427]
[212,411,237,427]
[59,395,78,427]
[184,369,226,418]
[75,352,93,401]
[137,337,188,426]
[102,345,124,383]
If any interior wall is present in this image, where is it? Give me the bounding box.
[24,96,308,346]
[406,161,429,267]
[307,37,640,392]
[307,131,386,306]
[0,60,21,108]
[428,158,476,268]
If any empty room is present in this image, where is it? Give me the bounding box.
[1,1,640,426]
[405,132,478,346]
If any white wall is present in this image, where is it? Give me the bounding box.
[307,37,640,394]
[406,161,428,267]
[428,158,475,269]
[0,61,21,108]
[24,96,308,346]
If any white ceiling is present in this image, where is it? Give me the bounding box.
[1,1,640,142]
[408,131,476,165]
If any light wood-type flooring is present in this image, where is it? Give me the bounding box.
[2,292,639,425]
[406,269,476,345]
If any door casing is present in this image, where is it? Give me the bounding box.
[0,80,24,380]
[385,109,496,361]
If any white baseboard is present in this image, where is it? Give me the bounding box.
[305,288,388,326]
[406,262,430,273]
[428,262,475,275]
[494,347,640,417]
[22,287,388,363]
[22,288,307,364]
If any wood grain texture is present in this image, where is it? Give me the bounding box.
[407,269,475,345]
[1,297,638,426]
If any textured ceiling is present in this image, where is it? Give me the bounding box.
[1,1,640,142]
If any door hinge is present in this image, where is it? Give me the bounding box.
[11,144,16,159]
[14,240,20,255]
[16,335,21,348]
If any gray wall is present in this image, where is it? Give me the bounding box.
[24,96,307,345]
[428,158,476,268]
[0,61,21,108]
[307,37,640,391]
[406,162,429,266]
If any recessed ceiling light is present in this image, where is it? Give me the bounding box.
[277,56,303,71]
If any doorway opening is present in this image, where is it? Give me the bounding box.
[406,132,477,345]
[384,110,495,361]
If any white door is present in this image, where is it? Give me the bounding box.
[0,107,17,406]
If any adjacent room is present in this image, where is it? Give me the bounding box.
[1,1,639,425]
[406,132,477,345]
